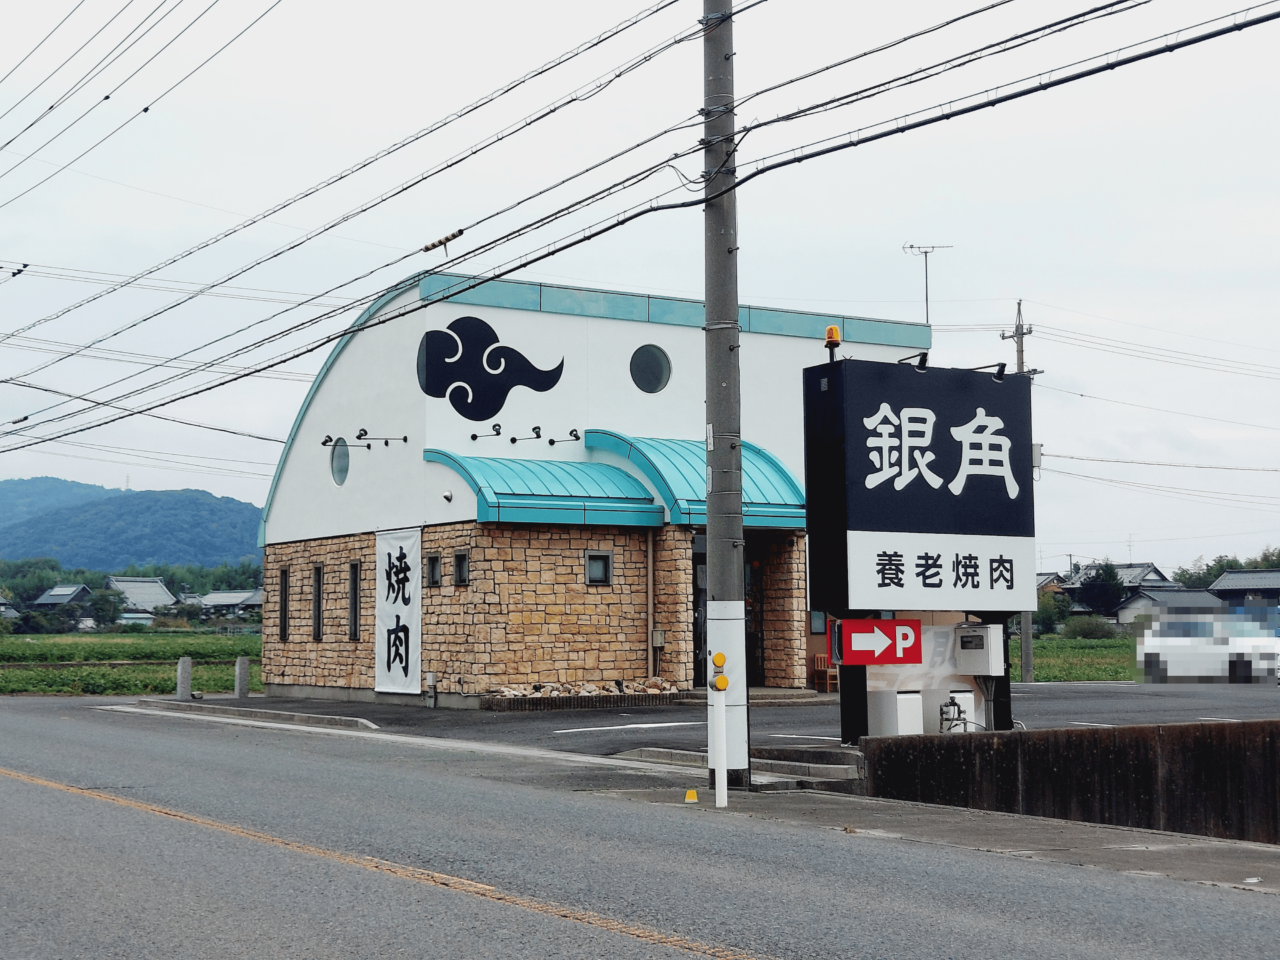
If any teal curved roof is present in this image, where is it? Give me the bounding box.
[583,430,805,529]
[423,450,664,527]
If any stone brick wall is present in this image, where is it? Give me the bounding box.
[261,521,800,697]
[654,526,693,687]
[262,534,377,689]
[422,522,653,695]
[762,532,807,688]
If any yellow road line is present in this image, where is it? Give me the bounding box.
[0,765,765,960]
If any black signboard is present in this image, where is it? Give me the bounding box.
[803,358,1035,614]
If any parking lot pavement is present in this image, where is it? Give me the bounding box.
[1012,681,1280,729]
[141,679,1280,757]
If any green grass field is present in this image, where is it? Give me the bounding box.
[0,662,263,696]
[0,633,261,664]
[1008,633,1137,682]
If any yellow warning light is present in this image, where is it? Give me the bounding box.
[824,325,841,348]
[713,675,729,691]
[684,789,698,804]
[712,651,726,668]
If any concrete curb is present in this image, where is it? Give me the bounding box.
[134,698,379,730]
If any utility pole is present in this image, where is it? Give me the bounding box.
[902,243,952,324]
[702,0,750,789]
[1002,300,1041,683]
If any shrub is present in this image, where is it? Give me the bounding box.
[1061,615,1116,639]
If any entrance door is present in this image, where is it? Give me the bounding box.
[692,535,707,688]
[692,533,768,688]
[743,535,766,688]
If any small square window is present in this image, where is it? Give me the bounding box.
[426,554,441,587]
[810,610,826,634]
[586,551,613,586]
[453,550,469,586]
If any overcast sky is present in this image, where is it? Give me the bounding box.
[1,0,1277,576]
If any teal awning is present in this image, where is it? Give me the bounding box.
[583,430,805,529]
[423,450,664,527]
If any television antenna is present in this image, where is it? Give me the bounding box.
[902,244,952,325]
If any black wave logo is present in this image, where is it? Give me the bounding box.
[417,316,564,421]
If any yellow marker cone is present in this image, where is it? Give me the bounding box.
[684,789,698,804]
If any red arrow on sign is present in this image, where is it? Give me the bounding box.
[836,619,923,666]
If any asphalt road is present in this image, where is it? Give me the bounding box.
[209,681,1280,757]
[2,694,1278,959]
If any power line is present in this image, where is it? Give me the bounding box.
[0,0,282,210]
[0,0,687,348]
[8,0,1277,450]
[5,379,283,443]
[0,0,191,157]
[732,2,1280,177]
[0,0,142,128]
[1043,467,1280,513]
[0,0,91,91]
[0,0,1080,432]
[1045,454,1280,473]
[1034,382,1280,434]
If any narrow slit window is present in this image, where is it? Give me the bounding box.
[586,551,613,586]
[348,562,360,641]
[453,550,469,587]
[312,564,323,641]
[426,553,441,587]
[280,567,290,642]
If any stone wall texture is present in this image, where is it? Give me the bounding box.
[263,522,807,696]
[262,534,377,689]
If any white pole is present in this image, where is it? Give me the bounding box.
[712,687,728,808]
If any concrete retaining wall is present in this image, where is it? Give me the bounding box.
[863,720,1280,843]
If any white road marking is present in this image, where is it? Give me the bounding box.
[554,721,704,734]
[1198,717,1242,722]
[98,706,702,778]
[767,734,842,741]
[1068,721,1115,727]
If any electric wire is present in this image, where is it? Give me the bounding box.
[0,0,191,157]
[0,0,687,347]
[27,444,273,479]
[1034,382,1280,434]
[5,379,284,443]
[0,0,90,91]
[0,0,705,405]
[731,2,1280,177]
[8,0,1276,450]
[1034,327,1280,380]
[0,0,281,209]
[0,0,1104,429]
[1045,454,1280,473]
[0,0,141,127]
[736,0,1150,135]
[1043,467,1280,513]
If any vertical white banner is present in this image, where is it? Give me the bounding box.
[375,527,421,694]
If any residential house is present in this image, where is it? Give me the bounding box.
[30,584,93,608]
[1060,562,1179,617]
[1208,568,1280,606]
[106,576,176,614]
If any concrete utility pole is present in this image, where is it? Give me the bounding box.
[1002,300,1040,684]
[702,0,750,788]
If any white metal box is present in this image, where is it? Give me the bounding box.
[955,624,1005,677]
[867,690,924,737]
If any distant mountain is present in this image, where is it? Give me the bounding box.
[0,476,124,528]
[0,486,262,569]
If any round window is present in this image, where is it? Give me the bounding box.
[330,438,349,486]
[629,344,671,394]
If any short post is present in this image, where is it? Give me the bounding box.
[1020,611,1034,683]
[234,656,250,699]
[712,687,728,809]
[176,657,192,700]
